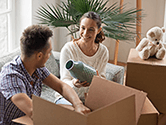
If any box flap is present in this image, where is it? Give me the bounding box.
[32,95,87,125]
[141,97,158,114]
[12,115,33,125]
[127,48,166,66]
[137,97,158,125]
[87,95,136,125]
[85,76,147,124]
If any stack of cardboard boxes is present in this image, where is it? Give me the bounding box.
[126,48,166,124]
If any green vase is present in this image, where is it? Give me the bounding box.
[66,60,97,84]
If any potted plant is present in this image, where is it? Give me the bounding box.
[36,0,142,41]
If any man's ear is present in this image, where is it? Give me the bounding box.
[36,52,43,61]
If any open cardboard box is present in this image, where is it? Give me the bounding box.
[85,76,158,125]
[126,48,166,114]
[13,76,158,125]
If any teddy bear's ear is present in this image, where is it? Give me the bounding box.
[148,32,155,38]
[162,27,165,33]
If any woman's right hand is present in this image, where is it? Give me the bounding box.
[73,79,90,88]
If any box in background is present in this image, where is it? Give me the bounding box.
[126,48,166,114]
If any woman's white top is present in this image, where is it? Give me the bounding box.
[58,41,109,101]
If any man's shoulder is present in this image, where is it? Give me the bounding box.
[35,67,50,79]
[1,56,23,76]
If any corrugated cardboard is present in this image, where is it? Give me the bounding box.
[13,96,158,125]
[85,76,147,124]
[137,97,158,125]
[13,76,141,125]
[13,93,135,125]
[12,115,33,125]
[13,76,159,125]
[126,48,166,114]
[158,113,166,125]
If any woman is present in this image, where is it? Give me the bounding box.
[56,11,109,105]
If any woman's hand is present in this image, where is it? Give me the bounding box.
[73,70,99,88]
[73,79,90,88]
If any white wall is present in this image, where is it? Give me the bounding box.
[164,1,166,43]
[51,0,165,63]
[103,0,165,63]
[15,0,63,51]
[15,0,32,48]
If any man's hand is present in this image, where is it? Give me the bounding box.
[43,73,91,115]
[74,102,91,115]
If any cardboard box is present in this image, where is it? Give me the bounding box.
[13,76,158,125]
[85,76,158,125]
[126,48,166,114]
[137,97,158,125]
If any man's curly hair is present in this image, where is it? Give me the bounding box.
[20,25,53,57]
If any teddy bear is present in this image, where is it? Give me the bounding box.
[136,26,166,60]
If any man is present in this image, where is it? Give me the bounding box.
[0,25,90,125]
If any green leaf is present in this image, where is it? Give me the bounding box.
[36,1,144,41]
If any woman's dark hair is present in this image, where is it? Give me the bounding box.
[20,25,53,57]
[80,11,105,43]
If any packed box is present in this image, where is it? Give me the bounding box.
[126,48,166,114]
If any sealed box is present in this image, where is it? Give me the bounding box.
[126,48,166,114]
[13,76,158,125]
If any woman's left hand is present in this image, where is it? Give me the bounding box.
[74,79,90,88]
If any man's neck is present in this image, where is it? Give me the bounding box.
[21,54,36,76]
